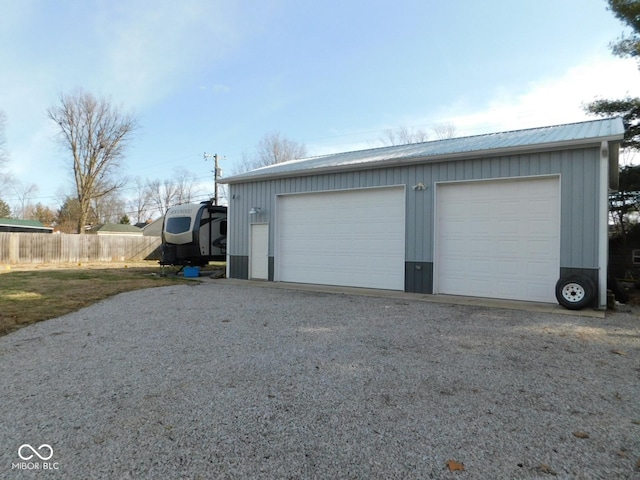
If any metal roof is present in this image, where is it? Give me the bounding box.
[222,117,625,184]
[89,223,143,234]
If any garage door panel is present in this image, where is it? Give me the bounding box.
[527,283,549,298]
[437,177,560,303]
[471,200,493,215]
[497,280,519,297]
[497,240,519,256]
[441,256,466,272]
[278,187,405,290]
[469,278,492,295]
[497,260,519,275]
[527,261,553,277]
[441,222,467,236]
[497,221,520,235]
[472,239,494,254]
[498,202,520,216]
[528,239,554,255]
[527,220,554,235]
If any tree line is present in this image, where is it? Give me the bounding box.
[0,89,457,234]
[0,163,214,233]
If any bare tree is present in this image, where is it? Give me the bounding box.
[146,169,202,217]
[12,182,39,219]
[91,190,126,224]
[377,123,458,146]
[47,89,138,234]
[235,131,307,173]
[432,122,457,140]
[378,126,429,146]
[173,168,201,205]
[129,176,152,223]
[146,178,178,217]
[0,111,13,194]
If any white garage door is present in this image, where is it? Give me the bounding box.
[277,187,405,290]
[436,176,560,303]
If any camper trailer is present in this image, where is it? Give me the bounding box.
[161,201,227,266]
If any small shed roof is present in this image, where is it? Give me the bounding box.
[141,217,163,237]
[0,218,52,231]
[90,223,143,235]
[222,117,625,184]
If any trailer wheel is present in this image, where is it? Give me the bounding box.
[555,275,596,310]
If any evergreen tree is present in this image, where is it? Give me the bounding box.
[585,1,640,148]
[31,203,56,226]
[0,198,11,218]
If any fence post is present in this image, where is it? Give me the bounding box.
[9,233,19,263]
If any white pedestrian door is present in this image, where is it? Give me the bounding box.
[250,223,269,280]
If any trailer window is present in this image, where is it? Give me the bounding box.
[165,217,191,234]
[220,220,227,235]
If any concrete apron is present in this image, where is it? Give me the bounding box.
[207,277,606,319]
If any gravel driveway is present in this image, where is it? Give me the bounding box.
[1,281,639,479]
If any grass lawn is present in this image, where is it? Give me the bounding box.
[0,262,199,336]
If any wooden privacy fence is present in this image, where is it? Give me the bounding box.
[0,233,162,264]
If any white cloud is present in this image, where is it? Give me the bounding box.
[308,55,640,157]
[442,55,640,136]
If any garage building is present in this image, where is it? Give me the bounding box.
[221,117,624,309]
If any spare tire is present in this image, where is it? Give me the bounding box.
[555,275,596,310]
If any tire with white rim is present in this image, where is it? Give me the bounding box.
[555,275,596,310]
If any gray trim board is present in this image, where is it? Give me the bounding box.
[229,255,248,280]
[405,262,433,294]
[268,256,274,281]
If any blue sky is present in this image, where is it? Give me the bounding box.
[1,0,640,216]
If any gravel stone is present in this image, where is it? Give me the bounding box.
[1,282,639,479]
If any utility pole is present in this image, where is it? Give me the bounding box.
[204,152,222,205]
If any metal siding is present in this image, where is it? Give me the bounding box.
[481,158,492,178]
[527,154,536,174]
[582,149,599,266]
[499,157,510,177]
[443,161,453,179]
[519,156,528,176]
[226,146,602,282]
[268,180,277,255]
[572,150,587,267]
[394,168,403,185]
[541,152,553,174]
[472,160,482,179]
[465,159,475,180]
[573,151,586,267]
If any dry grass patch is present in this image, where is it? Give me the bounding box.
[0,262,191,336]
